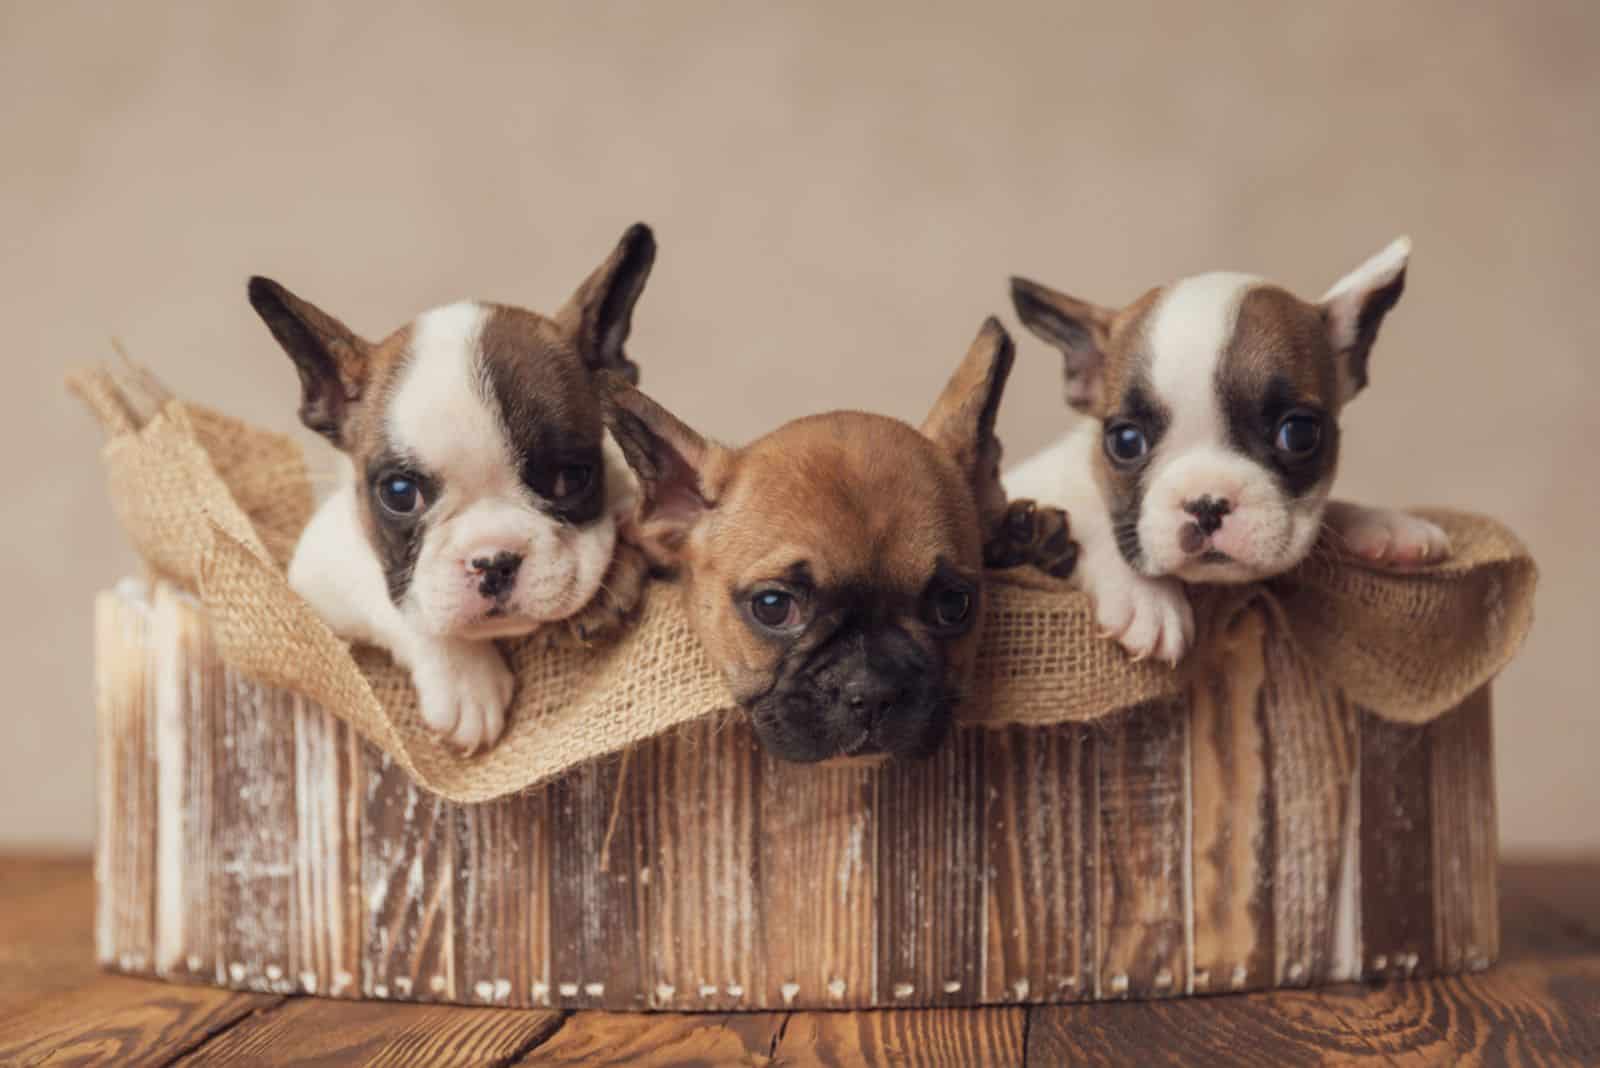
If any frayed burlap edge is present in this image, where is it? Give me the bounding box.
[71,360,1537,803]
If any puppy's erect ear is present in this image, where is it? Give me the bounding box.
[601,376,722,568]
[1319,236,1411,403]
[247,277,371,446]
[555,222,657,384]
[920,317,1015,534]
[1010,276,1114,414]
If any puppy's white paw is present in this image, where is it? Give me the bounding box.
[1328,504,1452,568]
[411,640,515,755]
[1088,569,1194,665]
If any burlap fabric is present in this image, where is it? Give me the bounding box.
[71,361,1537,803]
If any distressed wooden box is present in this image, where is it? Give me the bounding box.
[94,578,1497,1011]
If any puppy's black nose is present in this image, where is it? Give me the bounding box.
[1182,495,1233,536]
[471,551,523,599]
[844,675,903,724]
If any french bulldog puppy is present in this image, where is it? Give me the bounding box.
[249,224,656,753]
[603,319,1025,763]
[1004,237,1450,665]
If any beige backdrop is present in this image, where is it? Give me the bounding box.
[4,2,1595,851]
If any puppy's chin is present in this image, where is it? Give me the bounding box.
[745,690,955,764]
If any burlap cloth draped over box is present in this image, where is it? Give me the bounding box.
[70,361,1537,804]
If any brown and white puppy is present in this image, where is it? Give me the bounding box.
[1005,237,1450,664]
[604,320,1018,763]
[249,224,656,752]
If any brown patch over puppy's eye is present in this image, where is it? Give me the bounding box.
[553,463,594,499]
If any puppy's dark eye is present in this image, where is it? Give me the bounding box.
[376,473,425,516]
[750,589,799,629]
[553,463,594,499]
[1104,422,1150,464]
[933,588,972,628]
[1273,412,1323,458]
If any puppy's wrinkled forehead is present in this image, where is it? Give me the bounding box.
[383,301,602,471]
[1109,274,1339,416]
[715,414,981,589]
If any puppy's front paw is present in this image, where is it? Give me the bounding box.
[1088,569,1194,665]
[411,640,515,755]
[563,542,650,647]
[1327,504,1452,568]
[984,499,1079,578]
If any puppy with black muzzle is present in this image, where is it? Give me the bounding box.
[1005,237,1451,664]
[603,320,1024,763]
[249,224,657,753]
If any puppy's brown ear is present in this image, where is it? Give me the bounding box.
[1009,276,1113,414]
[1319,236,1410,404]
[556,222,656,384]
[601,376,722,569]
[920,317,1015,534]
[247,277,371,447]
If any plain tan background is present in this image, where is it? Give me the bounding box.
[3,2,1595,851]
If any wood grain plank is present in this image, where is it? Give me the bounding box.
[982,723,1094,1004]
[0,975,281,1068]
[94,587,158,976]
[1429,688,1499,975]
[453,784,548,1008]
[291,700,364,998]
[362,747,456,1002]
[547,749,649,1009]
[1316,956,1600,1066]
[1186,607,1273,998]
[1502,862,1600,943]
[1262,622,1360,988]
[212,669,299,994]
[518,1011,782,1066]
[0,855,98,1015]
[780,1007,1026,1067]
[757,742,878,1009]
[1359,710,1435,981]
[644,718,765,1011]
[168,994,563,1066]
[876,726,986,1007]
[1026,991,1375,1066]
[1094,700,1189,999]
[152,586,221,985]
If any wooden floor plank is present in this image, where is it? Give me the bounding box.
[1503,861,1600,940]
[0,854,98,1013]
[1314,958,1600,1067]
[0,975,281,1068]
[168,996,564,1066]
[1026,992,1374,1066]
[779,1007,1026,1067]
[516,1011,783,1066]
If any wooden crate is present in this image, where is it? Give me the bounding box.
[94,579,1497,1011]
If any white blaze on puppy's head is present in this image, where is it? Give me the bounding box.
[1011,237,1412,583]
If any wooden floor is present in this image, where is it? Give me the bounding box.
[1,856,1595,1066]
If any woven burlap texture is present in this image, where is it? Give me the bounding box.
[70,361,1537,803]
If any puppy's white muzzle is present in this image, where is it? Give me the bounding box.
[1139,447,1325,583]
[410,500,616,638]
